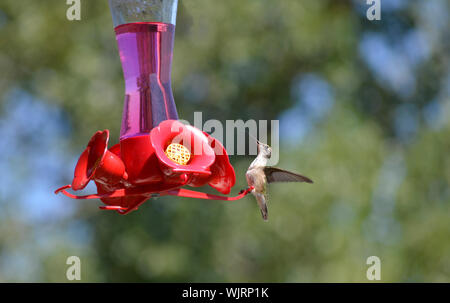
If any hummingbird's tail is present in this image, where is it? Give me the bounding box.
[254,192,268,221]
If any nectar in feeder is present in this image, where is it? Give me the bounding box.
[115,21,178,139]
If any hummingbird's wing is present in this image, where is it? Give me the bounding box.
[264,167,313,184]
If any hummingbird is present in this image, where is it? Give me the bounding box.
[245,139,313,221]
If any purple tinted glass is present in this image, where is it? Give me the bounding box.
[109,1,179,139]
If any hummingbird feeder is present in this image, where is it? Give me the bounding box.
[55,0,253,214]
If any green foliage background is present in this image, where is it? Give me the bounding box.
[0,0,448,282]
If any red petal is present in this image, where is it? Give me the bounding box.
[203,132,236,194]
[72,130,109,190]
[150,120,215,176]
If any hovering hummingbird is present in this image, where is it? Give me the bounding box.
[245,139,313,221]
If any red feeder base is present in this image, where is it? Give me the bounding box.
[55,120,245,214]
[55,185,254,215]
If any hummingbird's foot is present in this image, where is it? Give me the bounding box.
[239,186,254,195]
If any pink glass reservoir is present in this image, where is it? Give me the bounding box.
[115,22,178,139]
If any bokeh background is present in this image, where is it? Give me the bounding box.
[0,0,449,282]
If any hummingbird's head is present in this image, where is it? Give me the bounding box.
[257,141,272,159]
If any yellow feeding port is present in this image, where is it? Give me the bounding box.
[165,143,191,165]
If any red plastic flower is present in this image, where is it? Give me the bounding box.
[71,130,128,191]
[58,119,236,213]
[150,120,235,194]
